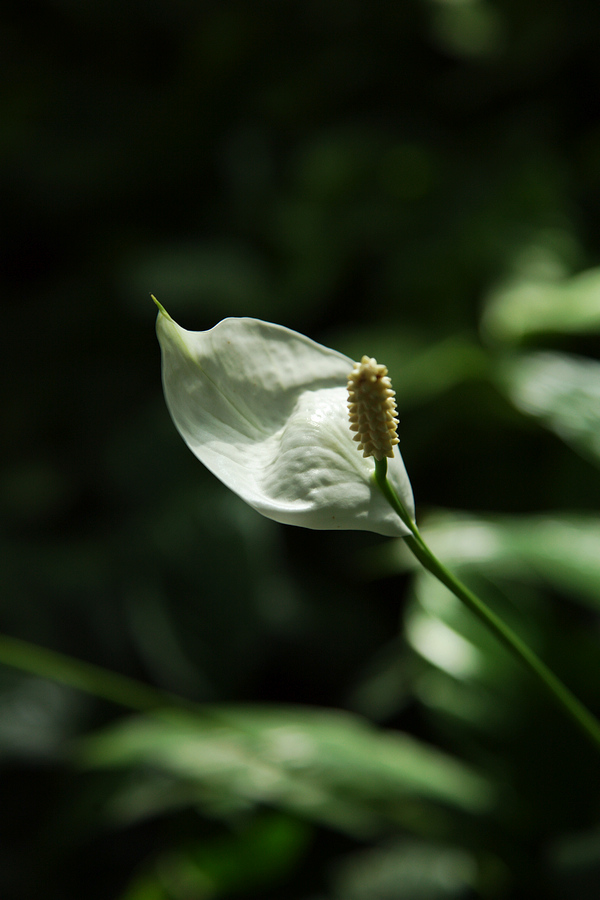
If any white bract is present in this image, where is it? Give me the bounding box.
[156,306,414,537]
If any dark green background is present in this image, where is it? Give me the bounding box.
[3,2,600,898]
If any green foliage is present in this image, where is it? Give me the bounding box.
[483,266,600,343]
[501,351,600,465]
[80,706,492,830]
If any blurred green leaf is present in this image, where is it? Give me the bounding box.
[403,570,532,741]
[429,1,505,62]
[371,510,600,739]
[80,706,494,835]
[119,813,309,900]
[549,827,600,900]
[332,838,477,900]
[0,675,83,759]
[482,266,600,343]
[384,511,600,612]
[500,351,600,465]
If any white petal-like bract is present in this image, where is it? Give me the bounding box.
[156,309,414,536]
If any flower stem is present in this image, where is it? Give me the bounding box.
[374,458,600,751]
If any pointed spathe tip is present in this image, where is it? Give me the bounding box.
[151,294,173,321]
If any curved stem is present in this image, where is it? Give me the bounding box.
[374,458,600,751]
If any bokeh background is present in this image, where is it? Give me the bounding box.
[3,1,600,897]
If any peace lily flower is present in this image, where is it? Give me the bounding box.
[155,301,414,537]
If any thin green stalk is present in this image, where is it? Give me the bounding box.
[0,632,198,714]
[374,457,600,751]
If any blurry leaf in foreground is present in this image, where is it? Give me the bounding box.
[333,837,478,900]
[428,0,505,62]
[0,676,82,759]
[372,511,600,733]
[79,706,493,836]
[549,826,600,900]
[403,571,531,738]
[118,813,309,900]
[482,266,600,343]
[500,351,600,465]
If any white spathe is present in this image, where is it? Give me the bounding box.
[156,308,414,537]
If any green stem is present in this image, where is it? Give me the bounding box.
[0,633,197,714]
[374,458,600,751]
